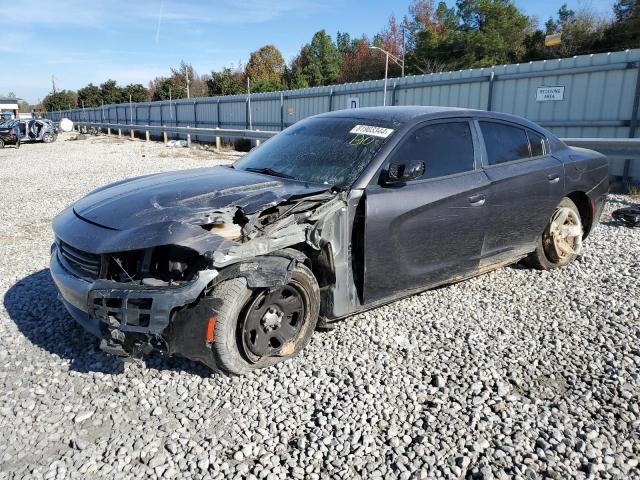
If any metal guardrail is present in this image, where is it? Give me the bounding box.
[561,138,640,161]
[74,122,277,140]
[70,121,640,184]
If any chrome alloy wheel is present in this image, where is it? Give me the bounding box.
[548,206,583,259]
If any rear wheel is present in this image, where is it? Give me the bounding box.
[15,139,20,149]
[0,139,4,149]
[210,264,320,375]
[524,197,583,270]
[43,133,54,143]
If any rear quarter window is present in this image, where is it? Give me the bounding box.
[527,130,546,157]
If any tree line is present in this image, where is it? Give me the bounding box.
[42,0,639,112]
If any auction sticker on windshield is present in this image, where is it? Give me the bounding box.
[349,125,394,138]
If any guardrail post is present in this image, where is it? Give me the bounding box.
[163,128,168,144]
[145,129,150,142]
[118,128,122,137]
[215,127,221,151]
[187,126,192,148]
[107,127,111,135]
[256,129,261,147]
[130,128,135,139]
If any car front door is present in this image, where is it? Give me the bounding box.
[477,120,564,265]
[362,119,490,304]
[18,121,28,140]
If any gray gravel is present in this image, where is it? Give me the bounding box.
[1,133,639,479]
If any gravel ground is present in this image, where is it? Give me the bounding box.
[0,133,639,480]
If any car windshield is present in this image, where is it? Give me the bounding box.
[234,117,397,187]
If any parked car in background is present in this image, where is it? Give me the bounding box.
[0,121,20,148]
[0,119,58,145]
[50,107,609,375]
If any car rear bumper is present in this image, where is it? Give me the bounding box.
[50,243,219,364]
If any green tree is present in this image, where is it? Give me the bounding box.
[454,0,530,68]
[150,77,186,101]
[207,67,246,96]
[42,90,77,112]
[77,83,102,107]
[100,79,124,104]
[122,83,149,103]
[336,31,358,57]
[245,45,285,88]
[524,4,608,61]
[601,0,640,50]
[406,1,462,73]
[302,30,341,86]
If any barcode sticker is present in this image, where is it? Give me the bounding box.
[349,125,394,138]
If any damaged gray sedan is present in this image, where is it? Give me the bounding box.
[50,107,608,374]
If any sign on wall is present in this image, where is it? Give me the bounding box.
[536,86,565,102]
[347,97,360,109]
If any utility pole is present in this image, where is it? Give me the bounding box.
[247,77,252,130]
[185,69,190,99]
[383,51,389,106]
[370,46,398,106]
[401,27,406,77]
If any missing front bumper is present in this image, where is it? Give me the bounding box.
[51,246,220,365]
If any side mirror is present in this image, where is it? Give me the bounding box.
[383,161,425,184]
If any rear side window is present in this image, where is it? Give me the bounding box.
[527,130,545,157]
[479,121,530,165]
[389,121,475,179]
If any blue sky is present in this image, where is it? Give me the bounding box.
[0,0,615,103]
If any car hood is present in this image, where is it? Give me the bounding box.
[73,165,329,231]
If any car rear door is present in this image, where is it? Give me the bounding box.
[477,120,564,264]
[362,119,490,304]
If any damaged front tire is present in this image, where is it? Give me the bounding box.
[210,264,320,375]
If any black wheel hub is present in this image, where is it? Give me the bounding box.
[241,285,305,359]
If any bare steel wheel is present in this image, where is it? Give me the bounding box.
[209,262,320,375]
[524,197,583,270]
[241,285,305,361]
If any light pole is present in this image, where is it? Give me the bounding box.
[369,46,404,107]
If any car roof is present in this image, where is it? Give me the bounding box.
[315,106,545,132]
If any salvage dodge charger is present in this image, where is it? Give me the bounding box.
[50,107,608,374]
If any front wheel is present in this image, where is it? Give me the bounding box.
[42,133,54,143]
[0,138,4,149]
[524,197,583,270]
[210,263,320,375]
[15,139,20,149]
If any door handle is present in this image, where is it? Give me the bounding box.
[548,174,560,184]
[468,194,486,206]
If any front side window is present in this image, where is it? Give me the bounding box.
[234,117,396,187]
[387,121,475,180]
[479,121,531,165]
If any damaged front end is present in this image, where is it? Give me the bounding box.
[50,186,346,369]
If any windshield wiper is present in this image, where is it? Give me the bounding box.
[244,167,295,179]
